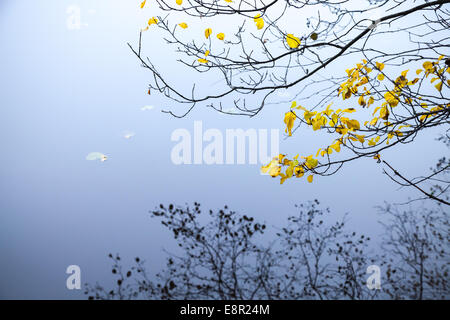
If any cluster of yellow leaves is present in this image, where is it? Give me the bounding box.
[416,55,449,92]
[338,60,373,102]
[261,154,315,184]
[273,102,362,184]
[290,101,361,137]
[266,56,448,184]
[337,58,448,144]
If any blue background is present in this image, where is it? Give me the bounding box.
[0,0,445,299]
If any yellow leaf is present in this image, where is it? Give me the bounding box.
[295,167,304,178]
[340,87,349,100]
[346,119,360,131]
[330,140,342,153]
[148,17,158,25]
[408,78,419,86]
[217,33,225,40]
[330,114,339,127]
[380,106,389,120]
[178,22,188,29]
[384,92,399,107]
[358,96,366,107]
[435,81,443,92]
[324,103,334,116]
[254,14,264,30]
[271,166,281,177]
[336,127,348,136]
[286,34,301,49]
[307,175,314,183]
[377,74,385,81]
[305,157,318,169]
[140,0,146,9]
[198,58,209,64]
[303,111,315,123]
[176,0,182,5]
[286,166,294,178]
[284,111,296,136]
[423,61,434,71]
[375,62,385,71]
[316,149,322,157]
[261,159,280,177]
[355,134,365,143]
[205,28,212,39]
[312,117,324,131]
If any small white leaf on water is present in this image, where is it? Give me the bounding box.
[123,131,135,139]
[86,152,107,162]
[141,105,155,111]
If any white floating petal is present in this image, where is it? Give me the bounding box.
[141,105,155,111]
[86,152,107,161]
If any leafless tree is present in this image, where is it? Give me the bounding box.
[85,201,449,300]
[379,203,449,299]
[273,201,377,300]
